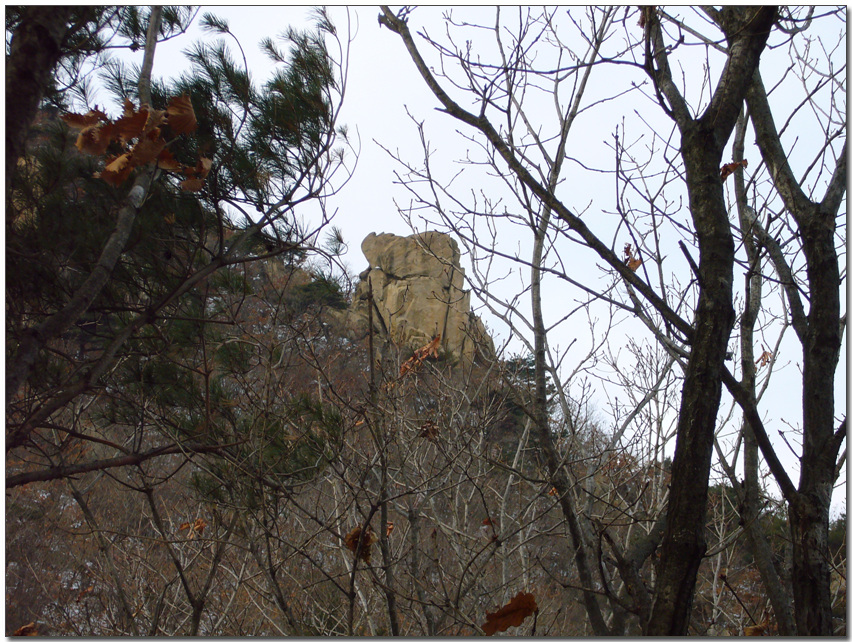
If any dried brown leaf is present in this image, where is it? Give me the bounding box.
[167,93,197,135]
[75,123,115,155]
[344,526,378,563]
[112,108,149,142]
[181,157,213,179]
[720,158,748,181]
[178,518,207,539]
[623,243,643,271]
[481,592,539,636]
[415,334,441,361]
[180,177,206,192]
[12,622,39,636]
[122,97,136,117]
[61,108,108,129]
[96,153,133,186]
[755,349,772,369]
[400,334,442,377]
[399,358,416,378]
[157,148,182,171]
[198,157,213,177]
[129,128,166,166]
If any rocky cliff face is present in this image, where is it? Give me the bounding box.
[340,231,494,364]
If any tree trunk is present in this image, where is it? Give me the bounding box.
[645,124,736,634]
[6,7,75,191]
[790,491,834,634]
[732,112,796,636]
[791,214,843,634]
[531,206,611,636]
[745,67,846,636]
[643,9,777,634]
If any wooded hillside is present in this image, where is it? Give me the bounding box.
[6,6,846,636]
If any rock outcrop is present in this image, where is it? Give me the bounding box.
[340,231,494,364]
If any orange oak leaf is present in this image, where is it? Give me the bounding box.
[399,359,415,378]
[178,157,213,191]
[720,158,748,181]
[96,153,134,186]
[166,93,197,135]
[12,622,39,636]
[62,97,200,187]
[112,108,149,143]
[75,122,115,155]
[181,157,212,180]
[157,148,182,171]
[129,127,167,165]
[178,517,208,539]
[386,522,395,536]
[180,177,206,192]
[415,334,441,361]
[61,108,109,129]
[481,592,539,636]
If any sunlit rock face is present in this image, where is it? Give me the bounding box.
[343,231,494,364]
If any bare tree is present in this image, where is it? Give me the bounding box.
[379,5,844,635]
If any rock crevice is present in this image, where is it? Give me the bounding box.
[340,231,494,364]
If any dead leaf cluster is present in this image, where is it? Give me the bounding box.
[481,591,539,636]
[61,95,210,190]
[720,158,748,181]
[755,347,773,369]
[178,517,208,539]
[624,243,643,272]
[344,525,378,563]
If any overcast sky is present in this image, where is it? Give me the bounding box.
[116,6,845,514]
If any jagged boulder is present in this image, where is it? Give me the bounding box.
[339,231,494,364]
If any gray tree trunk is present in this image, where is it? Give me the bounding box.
[644,8,777,634]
